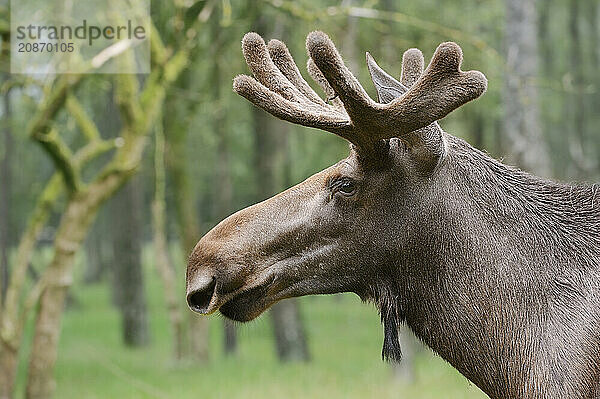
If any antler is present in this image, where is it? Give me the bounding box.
[367,47,447,158]
[233,31,487,153]
[233,33,354,143]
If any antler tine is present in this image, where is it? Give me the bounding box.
[241,32,314,105]
[307,58,346,113]
[383,42,487,137]
[306,31,377,118]
[266,39,327,106]
[397,47,447,157]
[233,75,350,132]
[400,48,424,88]
[233,32,354,142]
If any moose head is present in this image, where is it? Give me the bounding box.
[187,30,485,353]
[186,31,600,398]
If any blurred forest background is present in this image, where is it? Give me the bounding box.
[0,0,599,398]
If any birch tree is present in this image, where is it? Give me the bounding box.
[504,0,550,176]
[0,10,198,398]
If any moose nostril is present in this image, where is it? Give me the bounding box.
[187,277,217,314]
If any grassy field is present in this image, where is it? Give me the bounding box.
[15,256,488,399]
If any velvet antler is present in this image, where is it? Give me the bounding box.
[233,31,487,153]
[233,33,353,142]
[367,47,446,158]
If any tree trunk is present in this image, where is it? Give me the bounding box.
[588,1,599,116]
[588,2,600,171]
[0,87,12,302]
[25,134,151,399]
[0,339,17,399]
[25,190,104,399]
[83,90,121,285]
[153,114,185,361]
[152,200,184,360]
[164,64,210,363]
[83,216,108,284]
[504,0,551,176]
[394,326,421,382]
[566,0,595,177]
[537,0,553,77]
[110,175,149,347]
[189,316,210,361]
[270,300,310,362]
[0,174,62,399]
[83,240,102,284]
[24,31,189,399]
[26,275,68,399]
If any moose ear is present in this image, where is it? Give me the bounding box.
[366,52,408,104]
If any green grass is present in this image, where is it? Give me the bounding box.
[17,259,487,399]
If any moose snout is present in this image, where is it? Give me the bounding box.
[186,232,226,314]
[186,204,270,315]
[186,231,250,314]
[186,275,216,314]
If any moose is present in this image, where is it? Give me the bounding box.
[186,31,600,398]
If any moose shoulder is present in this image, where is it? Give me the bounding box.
[186,31,600,399]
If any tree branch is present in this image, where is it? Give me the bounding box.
[149,22,168,67]
[0,135,116,350]
[0,174,61,350]
[0,6,9,37]
[66,95,101,142]
[31,128,81,193]
[27,76,82,137]
[114,74,142,129]
[139,50,189,134]
[28,76,83,194]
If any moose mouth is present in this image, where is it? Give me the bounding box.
[210,273,285,322]
[218,282,275,322]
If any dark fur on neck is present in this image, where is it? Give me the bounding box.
[369,285,405,363]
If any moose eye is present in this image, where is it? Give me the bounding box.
[332,178,356,197]
[339,180,355,194]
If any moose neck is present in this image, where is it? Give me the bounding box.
[376,135,600,399]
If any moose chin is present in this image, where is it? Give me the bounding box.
[186,31,600,399]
